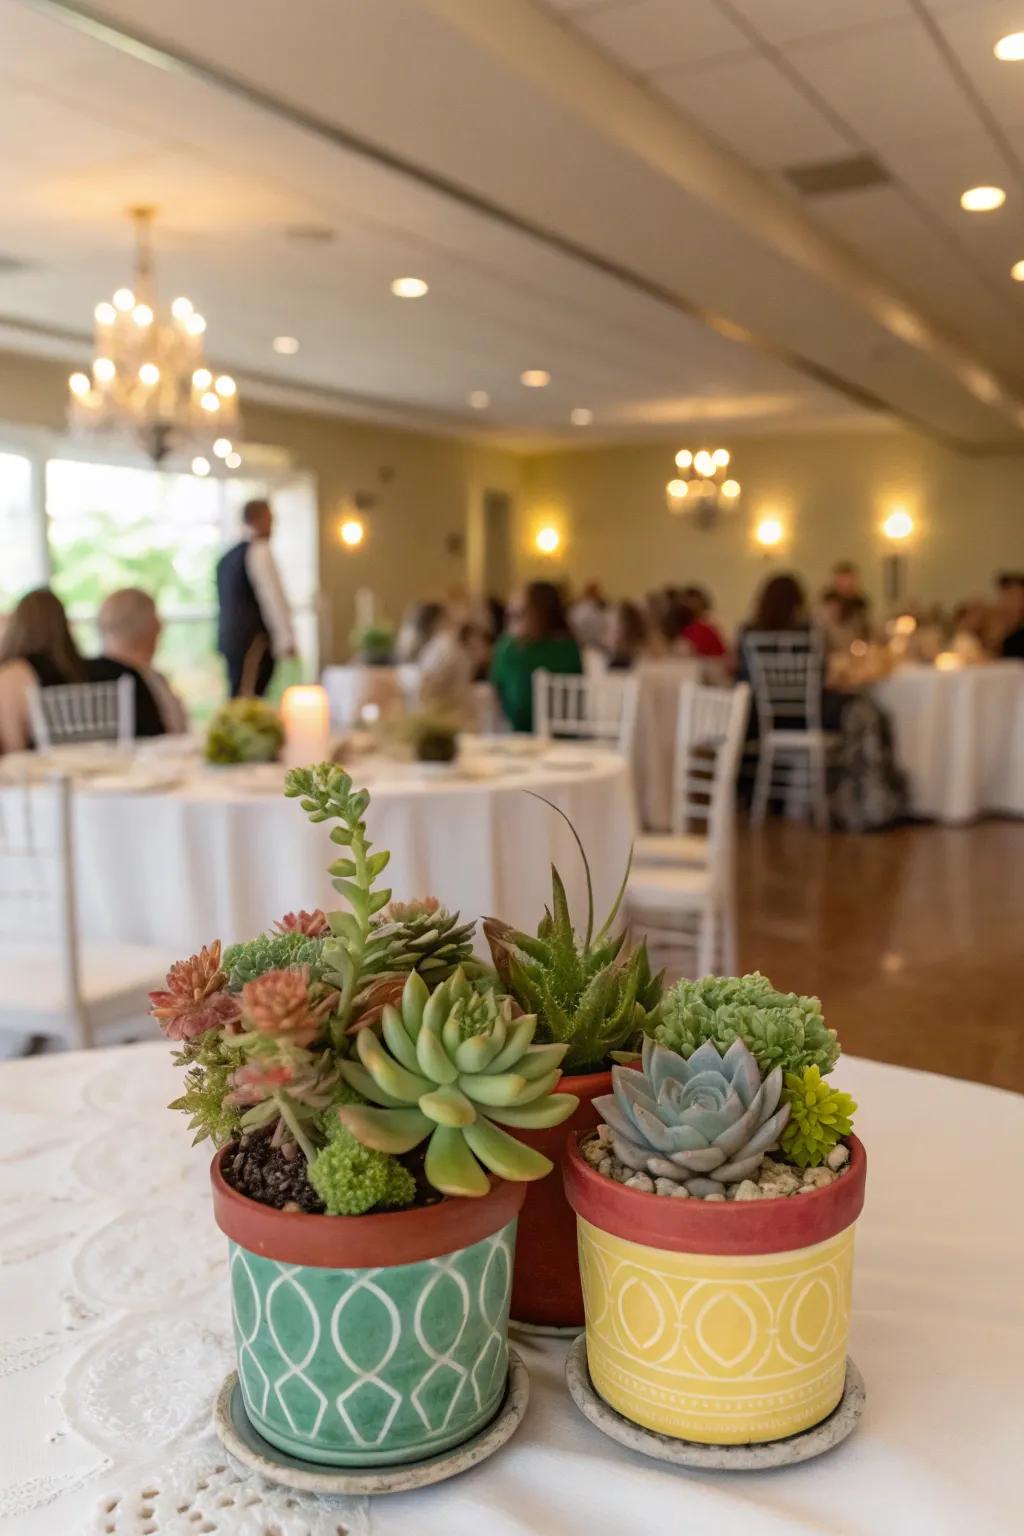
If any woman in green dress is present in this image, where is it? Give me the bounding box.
[490,581,582,732]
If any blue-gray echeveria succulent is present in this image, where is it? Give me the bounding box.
[593,1035,790,1198]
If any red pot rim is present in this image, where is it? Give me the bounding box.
[557,1068,612,1095]
[564,1132,866,1256]
[211,1148,526,1268]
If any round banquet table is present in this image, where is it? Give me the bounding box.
[69,745,634,956]
[0,1046,1017,1535]
[872,660,1024,824]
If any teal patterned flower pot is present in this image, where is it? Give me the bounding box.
[212,1153,525,1467]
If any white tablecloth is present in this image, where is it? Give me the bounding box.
[69,747,634,956]
[0,1045,1018,1535]
[873,661,1024,824]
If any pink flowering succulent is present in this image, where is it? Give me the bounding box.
[239,967,334,1048]
[149,941,242,1042]
[273,908,330,937]
[380,896,439,924]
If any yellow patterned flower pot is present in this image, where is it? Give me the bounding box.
[564,1135,866,1445]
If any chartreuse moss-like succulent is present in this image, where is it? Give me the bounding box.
[337,968,579,1198]
[484,799,662,1074]
[308,1111,416,1216]
[779,1067,857,1168]
[596,1035,790,1198]
[655,972,839,1079]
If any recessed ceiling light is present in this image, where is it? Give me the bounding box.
[570,408,593,426]
[390,277,428,298]
[272,335,300,355]
[995,32,1024,61]
[521,369,550,388]
[960,185,1006,212]
[468,390,491,409]
[1012,260,1024,281]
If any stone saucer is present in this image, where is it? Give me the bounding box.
[565,1335,865,1471]
[510,1319,584,1339]
[213,1346,529,1495]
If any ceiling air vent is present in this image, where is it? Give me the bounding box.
[0,254,32,276]
[783,153,891,198]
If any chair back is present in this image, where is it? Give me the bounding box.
[27,673,135,750]
[0,775,83,1041]
[672,681,751,848]
[532,670,639,754]
[743,630,824,735]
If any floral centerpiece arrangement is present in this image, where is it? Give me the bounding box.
[152,763,577,1470]
[204,697,283,765]
[564,970,866,1448]
[483,803,662,1326]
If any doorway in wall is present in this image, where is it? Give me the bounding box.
[480,489,512,600]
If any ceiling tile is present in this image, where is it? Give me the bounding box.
[656,53,852,167]
[721,1,912,47]
[931,0,1024,132]
[784,17,981,149]
[576,0,751,72]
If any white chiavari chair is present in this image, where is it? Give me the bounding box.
[26,673,134,750]
[745,630,836,831]
[625,682,751,979]
[0,775,168,1051]
[532,670,639,755]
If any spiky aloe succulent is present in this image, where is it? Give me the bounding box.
[372,897,477,984]
[595,1036,790,1198]
[336,968,579,1197]
[484,799,661,1074]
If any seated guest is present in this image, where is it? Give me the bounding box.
[92,588,188,736]
[995,571,1024,659]
[951,599,994,661]
[0,588,88,752]
[418,615,477,720]
[490,580,582,732]
[679,584,728,657]
[395,602,445,664]
[569,581,611,651]
[607,601,652,670]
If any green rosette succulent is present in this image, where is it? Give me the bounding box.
[779,1066,857,1168]
[336,968,579,1197]
[223,931,327,990]
[594,1035,790,1198]
[655,972,839,1078]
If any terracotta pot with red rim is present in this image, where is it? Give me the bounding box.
[509,1068,610,1328]
[564,1133,867,1445]
[211,1151,525,1467]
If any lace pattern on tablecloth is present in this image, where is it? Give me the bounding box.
[0,1045,371,1535]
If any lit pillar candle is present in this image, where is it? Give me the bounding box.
[281,684,330,766]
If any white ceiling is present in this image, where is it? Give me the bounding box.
[0,0,1021,449]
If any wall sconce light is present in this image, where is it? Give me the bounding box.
[754,515,785,549]
[339,516,365,548]
[882,507,914,541]
[535,525,561,555]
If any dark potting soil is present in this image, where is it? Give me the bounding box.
[224,1134,326,1213]
[223,1133,444,1214]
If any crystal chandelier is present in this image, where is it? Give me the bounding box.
[67,207,240,465]
[665,447,741,530]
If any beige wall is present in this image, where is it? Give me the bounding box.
[518,430,1024,629]
[4,344,1023,650]
[0,348,522,661]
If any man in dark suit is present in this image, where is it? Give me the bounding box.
[215,498,296,697]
